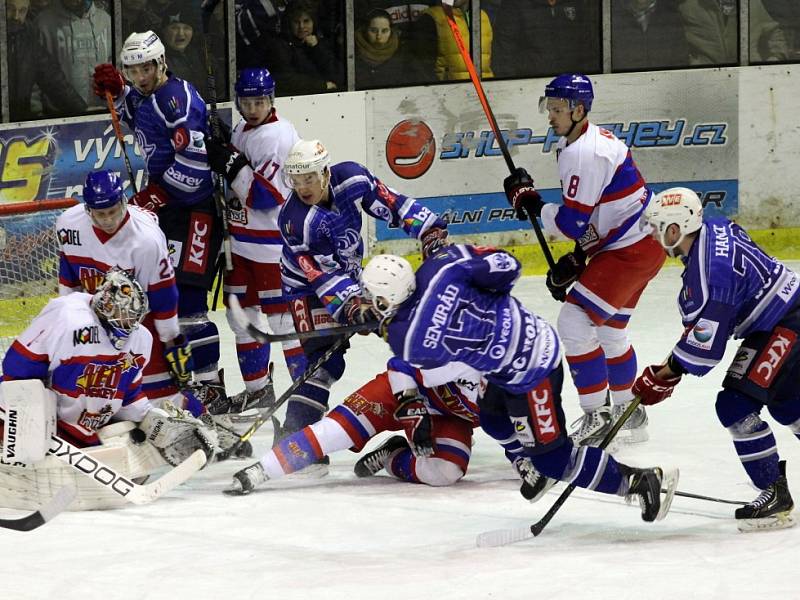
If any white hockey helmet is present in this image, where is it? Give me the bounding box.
[643,187,704,257]
[361,254,416,318]
[284,139,330,176]
[120,30,167,75]
[92,267,149,350]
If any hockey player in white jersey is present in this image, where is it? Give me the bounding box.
[504,73,664,446]
[0,270,217,510]
[57,169,197,413]
[204,68,302,415]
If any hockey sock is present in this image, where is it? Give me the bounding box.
[235,340,271,391]
[728,416,780,489]
[605,345,637,404]
[566,347,609,410]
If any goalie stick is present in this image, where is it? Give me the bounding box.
[228,294,376,343]
[441,0,555,270]
[105,91,138,194]
[0,485,76,532]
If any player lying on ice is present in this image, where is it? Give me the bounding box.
[632,187,799,532]
[0,270,217,510]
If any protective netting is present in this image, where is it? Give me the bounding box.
[0,199,78,372]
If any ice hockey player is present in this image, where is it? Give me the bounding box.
[91,31,224,404]
[359,247,679,524]
[503,73,664,446]
[204,67,302,416]
[632,187,799,532]
[57,169,198,412]
[0,270,217,509]
[272,139,449,449]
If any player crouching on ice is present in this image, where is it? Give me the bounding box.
[632,188,800,532]
[357,249,679,524]
[0,270,217,510]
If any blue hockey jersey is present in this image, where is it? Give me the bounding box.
[383,244,561,393]
[673,218,800,376]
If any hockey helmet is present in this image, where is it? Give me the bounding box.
[92,268,149,350]
[643,187,704,257]
[361,254,416,318]
[284,139,330,176]
[83,170,125,210]
[539,73,594,114]
[120,30,166,70]
[235,68,276,100]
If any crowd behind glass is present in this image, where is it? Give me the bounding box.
[2,0,798,122]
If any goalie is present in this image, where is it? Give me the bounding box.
[0,269,217,510]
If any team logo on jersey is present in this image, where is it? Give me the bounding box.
[73,326,100,346]
[486,252,514,273]
[511,416,535,447]
[285,441,309,461]
[748,327,797,388]
[686,319,718,350]
[78,266,107,293]
[77,404,114,432]
[527,384,560,445]
[344,392,387,417]
[58,228,81,246]
[386,119,436,180]
[727,347,756,380]
[172,126,190,151]
[297,255,323,282]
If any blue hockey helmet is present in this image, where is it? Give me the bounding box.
[83,170,125,209]
[235,68,276,103]
[539,73,594,114]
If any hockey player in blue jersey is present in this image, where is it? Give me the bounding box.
[275,139,448,446]
[360,247,679,524]
[91,31,224,410]
[632,187,800,531]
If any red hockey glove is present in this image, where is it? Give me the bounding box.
[394,392,434,457]
[93,63,125,99]
[131,183,169,213]
[633,365,682,406]
[545,247,586,302]
[420,226,448,259]
[503,167,543,221]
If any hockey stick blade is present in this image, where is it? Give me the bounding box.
[49,434,207,505]
[0,485,76,532]
[476,526,534,548]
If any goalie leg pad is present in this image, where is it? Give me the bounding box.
[0,380,56,465]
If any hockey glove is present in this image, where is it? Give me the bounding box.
[93,63,125,99]
[633,364,682,406]
[164,335,194,387]
[205,136,250,184]
[545,246,586,302]
[394,391,435,458]
[503,167,544,221]
[138,403,219,466]
[342,295,378,330]
[131,183,169,213]
[420,226,449,259]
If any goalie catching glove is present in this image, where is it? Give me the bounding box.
[137,403,218,466]
[394,390,434,457]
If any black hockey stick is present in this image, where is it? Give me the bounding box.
[0,485,76,532]
[228,294,376,342]
[441,1,555,270]
[200,0,233,271]
[670,489,746,506]
[105,91,138,194]
[219,333,355,459]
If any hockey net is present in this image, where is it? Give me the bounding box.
[0,199,78,372]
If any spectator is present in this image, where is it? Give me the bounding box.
[235,0,288,70]
[750,0,791,63]
[492,0,600,79]
[612,0,690,71]
[34,0,112,110]
[677,0,737,65]
[354,0,435,38]
[159,2,219,99]
[7,0,86,120]
[122,0,161,37]
[762,0,800,59]
[415,0,494,81]
[355,8,430,88]
[26,0,49,20]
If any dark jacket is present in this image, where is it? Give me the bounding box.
[611,2,690,71]
[7,21,87,121]
[355,45,431,89]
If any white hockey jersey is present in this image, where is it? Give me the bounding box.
[56,204,180,343]
[1,294,153,445]
[229,110,300,263]
[540,122,651,256]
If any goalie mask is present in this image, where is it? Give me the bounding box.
[361,254,416,318]
[643,187,704,257]
[92,268,149,349]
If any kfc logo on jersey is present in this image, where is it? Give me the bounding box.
[527,383,560,445]
[182,212,212,274]
[686,319,718,351]
[291,297,312,332]
[748,327,797,388]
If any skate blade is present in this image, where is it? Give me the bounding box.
[222,484,251,497]
[615,427,649,444]
[737,512,796,532]
[656,468,680,521]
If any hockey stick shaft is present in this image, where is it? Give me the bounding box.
[441,2,555,270]
[530,397,642,536]
[670,489,746,506]
[105,91,138,194]
[0,485,76,531]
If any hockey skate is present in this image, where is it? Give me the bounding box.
[354,436,410,477]
[569,404,612,447]
[272,418,330,479]
[736,461,796,532]
[224,462,268,496]
[611,401,649,444]
[513,456,557,503]
[620,464,679,522]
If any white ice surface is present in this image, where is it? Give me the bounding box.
[2,265,798,600]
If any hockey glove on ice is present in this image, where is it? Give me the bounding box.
[394,392,435,457]
[93,63,125,99]
[205,137,250,184]
[545,246,586,302]
[164,335,194,387]
[131,183,169,213]
[633,365,682,406]
[420,226,449,259]
[503,167,544,221]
